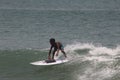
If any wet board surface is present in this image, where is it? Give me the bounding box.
[30,59,69,66]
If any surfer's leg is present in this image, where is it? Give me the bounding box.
[60,45,67,58]
[61,50,67,58]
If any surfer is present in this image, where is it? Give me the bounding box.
[48,38,67,60]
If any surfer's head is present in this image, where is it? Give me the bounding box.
[49,38,55,45]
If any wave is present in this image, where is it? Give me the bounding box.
[64,42,120,80]
[65,42,120,58]
[0,42,119,64]
[1,7,120,12]
[0,42,120,80]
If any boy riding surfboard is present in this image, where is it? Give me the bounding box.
[47,38,67,63]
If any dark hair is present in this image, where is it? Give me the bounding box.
[49,38,55,43]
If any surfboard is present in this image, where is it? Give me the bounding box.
[30,59,69,66]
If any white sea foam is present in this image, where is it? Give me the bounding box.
[64,42,120,80]
[78,67,117,80]
[65,42,120,56]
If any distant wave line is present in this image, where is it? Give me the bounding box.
[0,7,120,11]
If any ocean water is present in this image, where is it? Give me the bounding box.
[0,0,120,80]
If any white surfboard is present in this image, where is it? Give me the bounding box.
[30,59,69,66]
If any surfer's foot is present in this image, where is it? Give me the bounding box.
[64,55,67,58]
[51,58,55,61]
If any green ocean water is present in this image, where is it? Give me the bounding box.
[0,0,120,80]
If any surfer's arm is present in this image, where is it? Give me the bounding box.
[48,46,53,59]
